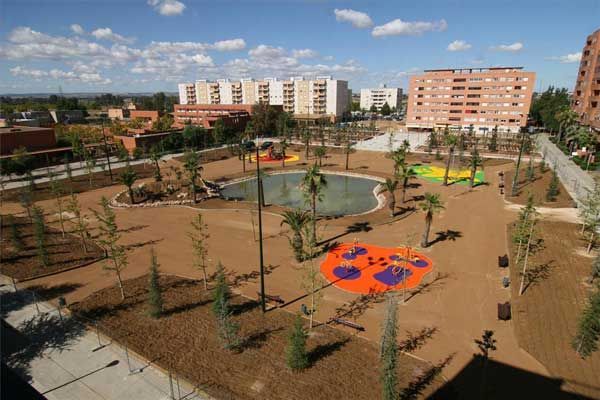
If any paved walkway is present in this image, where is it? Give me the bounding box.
[1,278,208,400]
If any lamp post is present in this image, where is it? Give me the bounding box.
[256,144,266,313]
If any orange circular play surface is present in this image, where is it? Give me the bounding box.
[248,153,300,163]
[320,243,433,294]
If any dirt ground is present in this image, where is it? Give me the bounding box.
[2,147,582,398]
[0,215,104,281]
[504,166,573,208]
[508,220,600,398]
[71,274,445,400]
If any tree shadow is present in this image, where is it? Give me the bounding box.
[399,327,438,353]
[124,238,164,251]
[240,327,283,350]
[393,205,416,218]
[1,283,83,319]
[405,272,451,302]
[117,224,149,234]
[231,299,261,315]
[429,230,463,246]
[308,337,350,366]
[318,221,372,246]
[217,264,280,288]
[399,353,455,400]
[411,194,425,202]
[163,298,211,317]
[334,292,386,320]
[521,261,555,294]
[4,313,87,383]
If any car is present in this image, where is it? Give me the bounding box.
[241,141,256,151]
[260,141,274,150]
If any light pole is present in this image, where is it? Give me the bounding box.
[256,144,266,313]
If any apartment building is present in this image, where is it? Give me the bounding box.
[360,86,402,111]
[572,28,600,131]
[406,67,535,133]
[178,76,349,120]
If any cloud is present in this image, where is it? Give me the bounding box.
[334,9,373,29]
[148,0,185,16]
[546,52,581,63]
[490,42,523,52]
[10,65,111,84]
[292,49,318,59]
[70,24,84,35]
[212,38,246,52]
[91,28,135,44]
[372,19,447,37]
[447,40,472,52]
[249,44,287,59]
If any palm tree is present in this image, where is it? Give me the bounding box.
[120,164,138,204]
[343,135,356,170]
[556,107,579,143]
[443,135,458,186]
[396,164,416,203]
[314,146,327,167]
[280,209,310,262]
[469,148,483,189]
[301,164,327,243]
[419,192,445,247]
[378,178,398,217]
[390,149,406,176]
[302,129,312,159]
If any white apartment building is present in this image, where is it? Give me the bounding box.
[178,76,349,118]
[360,86,402,111]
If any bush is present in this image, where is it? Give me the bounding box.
[285,314,309,371]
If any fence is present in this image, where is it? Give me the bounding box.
[2,280,208,400]
[535,133,595,205]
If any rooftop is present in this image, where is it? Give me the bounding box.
[423,67,525,73]
[0,125,54,135]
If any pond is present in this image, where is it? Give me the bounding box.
[221,172,382,216]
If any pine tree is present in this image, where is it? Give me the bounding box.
[212,262,240,350]
[590,254,600,285]
[32,206,49,266]
[8,215,24,252]
[93,197,128,300]
[189,213,210,290]
[546,168,560,201]
[285,314,309,371]
[380,294,398,400]
[539,155,547,173]
[147,248,164,318]
[572,288,600,358]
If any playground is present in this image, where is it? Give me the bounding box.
[247,145,300,163]
[320,241,433,294]
[411,164,485,185]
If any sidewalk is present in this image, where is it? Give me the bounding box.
[1,279,209,400]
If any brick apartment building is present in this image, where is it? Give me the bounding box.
[406,67,535,133]
[572,28,600,131]
[172,104,254,131]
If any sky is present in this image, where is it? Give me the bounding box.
[0,0,598,95]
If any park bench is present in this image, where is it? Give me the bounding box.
[258,292,285,305]
[329,317,365,332]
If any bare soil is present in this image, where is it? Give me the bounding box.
[504,167,573,208]
[0,215,104,281]
[508,220,600,399]
[70,275,445,400]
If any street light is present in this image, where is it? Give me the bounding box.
[256,143,266,313]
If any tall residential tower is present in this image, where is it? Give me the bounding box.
[572,28,600,131]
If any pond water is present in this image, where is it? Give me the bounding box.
[221,172,381,216]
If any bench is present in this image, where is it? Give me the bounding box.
[257,292,285,305]
[329,317,365,332]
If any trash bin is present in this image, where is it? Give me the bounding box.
[498,302,511,320]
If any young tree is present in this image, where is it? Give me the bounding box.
[149,145,162,182]
[546,168,560,202]
[67,194,89,252]
[443,135,458,186]
[488,126,498,152]
[313,146,327,167]
[343,135,356,170]
[512,195,538,265]
[280,209,310,262]
[32,206,49,266]
[469,148,483,189]
[286,314,309,371]
[572,288,600,358]
[378,178,398,217]
[212,262,240,350]
[301,164,327,244]
[49,174,66,237]
[511,133,527,196]
[183,150,201,203]
[301,224,324,330]
[119,164,138,204]
[63,155,73,187]
[419,193,445,248]
[380,294,399,400]
[83,150,97,188]
[589,254,600,285]
[147,248,164,318]
[19,187,34,223]
[526,156,536,182]
[93,197,128,300]
[189,213,210,290]
[518,212,539,296]
[8,215,24,252]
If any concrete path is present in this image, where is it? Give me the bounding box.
[1,278,209,400]
[504,202,581,224]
